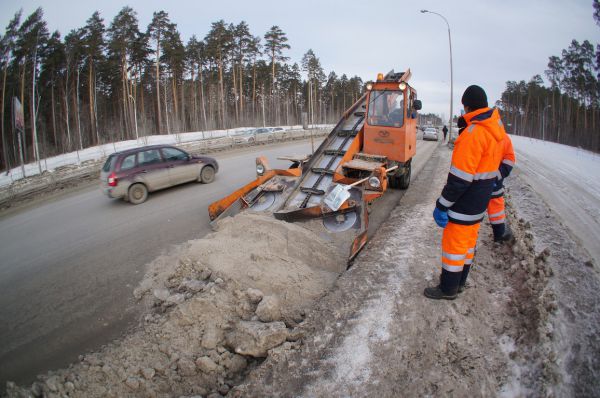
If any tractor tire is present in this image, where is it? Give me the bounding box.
[398,163,411,189]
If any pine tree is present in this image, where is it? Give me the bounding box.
[82,11,105,145]
[0,10,22,171]
[264,26,289,125]
[205,20,233,128]
[147,11,174,134]
[14,7,49,164]
[108,6,142,138]
[39,30,65,151]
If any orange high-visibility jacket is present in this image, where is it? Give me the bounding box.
[491,132,516,198]
[436,107,507,225]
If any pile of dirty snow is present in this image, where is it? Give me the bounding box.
[6,213,345,398]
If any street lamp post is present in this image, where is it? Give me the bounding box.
[542,104,551,142]
[421,9,453,142]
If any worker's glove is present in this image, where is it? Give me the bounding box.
[433,208,448,228]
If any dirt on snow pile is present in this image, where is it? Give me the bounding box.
[6,213,345,398]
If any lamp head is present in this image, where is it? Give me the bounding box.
[421,9,428,13]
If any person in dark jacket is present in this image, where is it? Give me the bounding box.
[425,85,508,300]
[442,125,448,142]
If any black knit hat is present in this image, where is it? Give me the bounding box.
[461,85,488,110]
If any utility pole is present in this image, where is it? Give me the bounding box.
[421,10,453,140]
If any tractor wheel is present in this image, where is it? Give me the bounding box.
[398,163,412,189]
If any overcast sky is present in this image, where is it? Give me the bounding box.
[1,0,598,120]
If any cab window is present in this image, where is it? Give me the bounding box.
[120,154,137,171]
[138,149,163,166]
[367,90,404,127]
[162,147,188,161]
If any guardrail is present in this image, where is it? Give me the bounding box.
[0,128,330,209]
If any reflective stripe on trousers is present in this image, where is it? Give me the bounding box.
[487,196,506,225]
[441,222,481,272]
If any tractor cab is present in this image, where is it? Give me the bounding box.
[363,70,421,164]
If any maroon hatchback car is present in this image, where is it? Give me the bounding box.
[100,145,219,204]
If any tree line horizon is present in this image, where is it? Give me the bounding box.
[0,6,370,172]
[0,4,598,174]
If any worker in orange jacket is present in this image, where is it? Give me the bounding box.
[426,85,507,300]
[488,133,516,242]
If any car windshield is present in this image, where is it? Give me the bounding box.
[425,128,436,133]
[102,154,117,172]
[367,90,404,127]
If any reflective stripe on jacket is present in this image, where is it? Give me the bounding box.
[436,107,506,225]
[491,133,516,199]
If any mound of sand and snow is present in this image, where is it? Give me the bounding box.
[6,213,346,397]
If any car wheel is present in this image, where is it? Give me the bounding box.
[248,137,255,144]
[200,166,215,184]
[128,183,148,204]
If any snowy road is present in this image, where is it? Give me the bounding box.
[0,136,438,388]
[0,140,321,387]
[511,135,600,263]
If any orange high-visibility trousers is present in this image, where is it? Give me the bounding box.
[487,196,506,225]
[441,222,481,273]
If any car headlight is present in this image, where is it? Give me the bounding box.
[368,176,381,188]
[256,164,265,175]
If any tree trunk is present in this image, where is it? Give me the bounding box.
[171,75,179,129]
[88,61,96,145]
[232,61,239,124]
[252,60,257,121]
[64,72,71,151]
[164,76,170,134]
[76,67,83,150]
[20,66,27,161]
[31,43,41,173]
[218,57,226,128]
[200,66,207,134]
[155,38,162,134]
[239,63,244,124]
[1,65,9,171]
[192,65,198,131]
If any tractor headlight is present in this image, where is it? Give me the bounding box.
[256,164,265,175]
[368,176,381,188]
[366,83,373,91]
[399,82,407,91]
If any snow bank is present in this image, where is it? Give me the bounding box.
[511,135,600,196]
[0,125,332,188]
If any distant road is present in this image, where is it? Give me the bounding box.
[0,136,438,387]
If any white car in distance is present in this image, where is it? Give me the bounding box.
[423,127,439,141]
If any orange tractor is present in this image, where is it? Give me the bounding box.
[208,69,422,260]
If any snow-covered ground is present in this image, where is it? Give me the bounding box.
[511,135,600,263]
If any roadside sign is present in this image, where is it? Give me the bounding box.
[13,97,24,133]
[12,97,26,177]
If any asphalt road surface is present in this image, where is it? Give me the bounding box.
[0,136,438,387]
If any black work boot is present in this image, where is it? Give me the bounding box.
[458,264,471,293]
[424,269,461,300]
[493,224,513,242]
